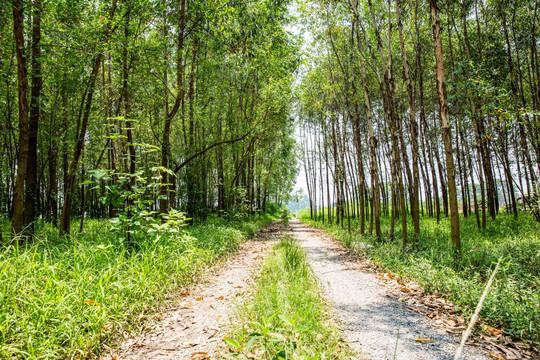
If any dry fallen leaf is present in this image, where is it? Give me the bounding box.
[190,351,210,360]
[414,337,436,343]
[103,322,113,331]
[217,295,224,300]
[182,342,198,347]
[483,325,503,336]
[181,291,191,295]
[204,326,220,338]
[111,354,120,360]
[488,352,507,360]
[84,299,99,306]
[180,301,194,309]
[401,287,411,292]
[444,319,457,327]
[195,296,203,301]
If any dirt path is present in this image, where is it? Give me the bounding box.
[290,218,489,360]
[101,221,283,360]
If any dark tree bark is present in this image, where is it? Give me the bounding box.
[11,0,30,238]
[23,0,43,236]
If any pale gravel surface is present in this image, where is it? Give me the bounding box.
[100,221,283,360]
[290,218,490,360]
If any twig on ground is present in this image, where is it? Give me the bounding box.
[454,257,502,360]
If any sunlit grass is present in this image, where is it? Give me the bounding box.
[0,214,276,359]
[224,237,352,359]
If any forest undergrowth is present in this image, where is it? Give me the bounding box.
[299,210,540,348]
[0,213,276,359]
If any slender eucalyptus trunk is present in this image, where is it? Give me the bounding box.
[429,0,461,253]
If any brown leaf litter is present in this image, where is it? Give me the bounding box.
[315,227,539,360]
[99,221,285,360]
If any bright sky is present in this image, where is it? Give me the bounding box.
[286,3,313,198]
[293,129,308,195]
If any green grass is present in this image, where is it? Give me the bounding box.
[0,213,276,359]
[223,237,352,359]
[299,210,540,347]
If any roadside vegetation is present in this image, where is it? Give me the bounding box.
[223,237,352,359]
[295,0,540,352]
[0,214,275,359]
[299,210,540,348]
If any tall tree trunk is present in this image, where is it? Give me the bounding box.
[352,7,381,238]
[498,2,520,217]
[186,37,199,216]
[123,2,136,243]
[429,0,461,253]
[395,0,420,237]
[457,128,467,217]
[22,0,42,235]
[466,141,481,228]
[368,0,400,240]
[11,0,30,238]
[160,0,185,214]
[217,119,225,214]
[47,115,58,226]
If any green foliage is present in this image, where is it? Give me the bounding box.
[299,211,540,346]
[0,0,301,222]
[224,313,312,360]
[281,207,290,227]
[225,237,351,359]
[0,214,275,359]
[88,165,192,247]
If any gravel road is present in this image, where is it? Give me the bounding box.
[290,218,489,360]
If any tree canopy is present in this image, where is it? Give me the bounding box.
[1,0,301,240]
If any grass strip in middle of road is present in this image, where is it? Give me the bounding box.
[223,236,352,359]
